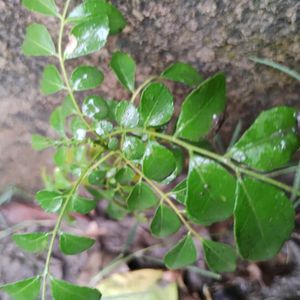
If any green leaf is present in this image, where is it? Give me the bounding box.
[50,106,65,136]
[51,277,101,300]
[70,66,104,91]
[110,51,136,92]
[95,120,113,136]
[12,232,49,253]
[64,15,109,59]
[150,204,181,238]
[127,182,158,211]
[115,101,139,128]
[88,170,106,186]
[161,62,203,87]
[234,177,295,260]
[59,232,95,255]
[106,202,127,221]
[31,134,51,151]
[22,0,59,17]
[202,240,237,273]
[115,167,135,185]
[82,96,108,120]
[140,83,174,127]
[71,116,88,141]
[171,179,187,204]
[175,73,226,141]
[122,136,145,160]
[142,142,176,182]
[67,0,126,35]
[0,276,41,300]
[71,196,97,214]
[35,190,63,212]
[40,64,64,95]
[186,156,236,225]
[164,235,197,269]
[22,23,56,57]
[228,106,300,171]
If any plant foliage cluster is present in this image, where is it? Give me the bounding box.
[1,0,300,299]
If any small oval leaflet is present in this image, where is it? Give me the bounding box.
[59,232,95,255]
[82,95,109,120]
[71,66,104,91]
[13,232,49,253]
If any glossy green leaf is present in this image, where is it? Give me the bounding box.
[150,204,181,238]
[22,23,56,56]
[234,177,295,260]
[143,142,176,182]
[161,62,203,87]
[31,134,51,151]
[59,232,95,255]
[228,106,300,171]
[0,276,41,300]
[64,15,109,59]
[70,66,104,91]
[35,190,63,212]
[186,156,236,225]
[115,167,135,185]
[67,0,126,35]
[175,73,226,141]
[127,182,158,211]
[122,136,145,160]
[202,240,237,273]
[95,120,113,136]
[110,51,136,92]
[22,0,59,16]
[115,101,139,128]
[12,232,49,253]
[164,235,197,269]
[40,65,64,95]
[71,196,97,214]
[82,96,108,120]
[140,83,174,127]
[51,277,101,300]
[171,179,187,204]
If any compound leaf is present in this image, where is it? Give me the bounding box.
[164,235,197,269]
[161,61,203,87]
[228,106,300,171]
[175,73,226,141]
[22,23,56,57]
[140,83,174,127]
[202,240,237,273]
[110,51,136,92]
[59,232,95,255]
[234,177,295,260]
[12,232,49,253]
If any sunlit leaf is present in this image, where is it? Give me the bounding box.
[67,0,126,35]
[150,204,181,237]
[71,66,104,91]
[64,15,109,59]
[140,83,174,127]
[22,23,56,56]
[161,62,203,87]
[82,96,108,120]
[22,0,59,17]
[122,136,145,160]
[186,156,236,225]
[164,235,197,269]
[234,177,295,260]
[0,276,41,300]
[51,277,101,300]
[59,232,95,255]
[175,73,226,141]
[95,120,113,136]
[202,240,237,273]
[127,182,158,211]
[228,106,300,171]
[110,51,136,92]
[13,232,49,253]
[115,101,139,128]
[143,142,176,182]
[35,190,63,212]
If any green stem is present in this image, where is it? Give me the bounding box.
[121,154,203,242]
[108,127,300,197]
[41,151,115,300]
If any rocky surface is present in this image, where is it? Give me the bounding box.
[1,0,300,192]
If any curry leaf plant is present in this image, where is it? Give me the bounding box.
[1,0,300,299]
